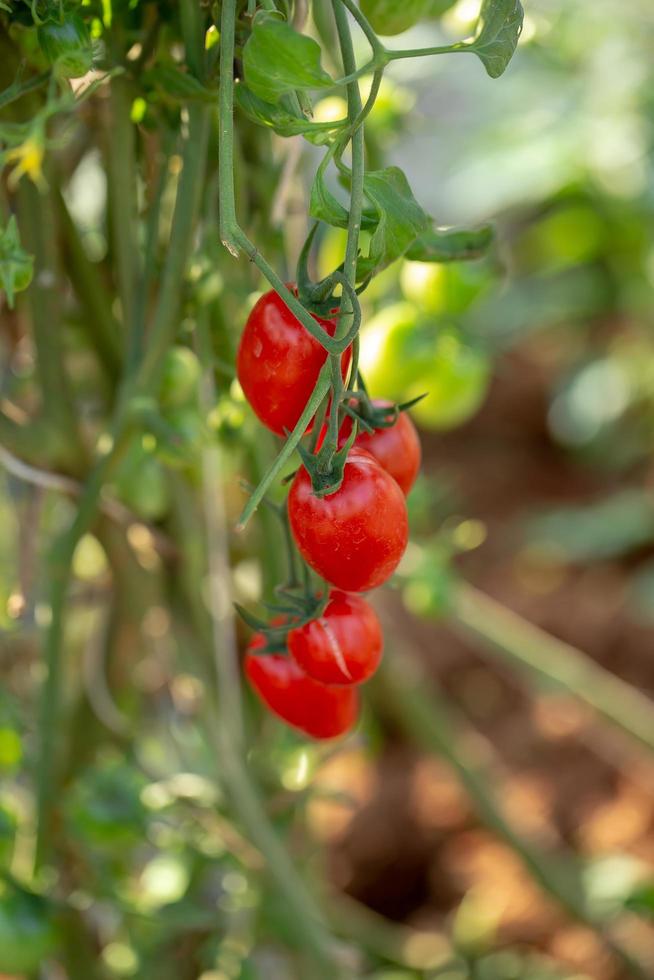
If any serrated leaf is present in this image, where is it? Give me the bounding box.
[468,0,524,78]
[235,84,342,145]
[358,167,430,279]
[406,224,494,262]
[243,13,333,104]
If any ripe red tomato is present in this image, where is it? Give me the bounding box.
[288,591,383,685]
[245,638,358,739]
[319,400,421,495]
[237,287,351,436]
[288,448,408,592]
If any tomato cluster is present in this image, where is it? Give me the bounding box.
[238,288,421,739]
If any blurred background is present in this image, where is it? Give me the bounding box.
[1,0,654,977]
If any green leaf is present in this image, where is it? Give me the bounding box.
[406,224,494,262]
[309,165,351,230]
[524,489,654,563]
[243,13,333,104]
[0,216,34,308]
[358,167,430,278]
[142,65,217,104]
[468,0,524,78]
[235,85,342,145]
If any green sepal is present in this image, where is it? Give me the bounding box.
[295,423,357,498]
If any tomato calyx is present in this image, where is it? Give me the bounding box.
[295,421,357,497]
[235,588,329,654]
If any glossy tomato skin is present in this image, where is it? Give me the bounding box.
[245,639,358,739]
[288,591,383,686]
[288,448,408,592]
[237,288,351,436]
[319,400,421,495]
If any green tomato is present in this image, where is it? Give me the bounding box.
[0,888,57,974]
[38,14,94,79]
[360,305,491,430]
[424,0,457,17]
[115,443,170,521]
[360,0,430,35]
[159,346,202,408]
[401,259,492,315]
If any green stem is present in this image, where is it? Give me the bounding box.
[0,70,50,110]
[54,188,122,380]
[450,584,654,754]
[127,132,175,379]
[108,74,139,333]
[389,42,467,62]
[18,181,86,473]
[138,104,210,389]
[318,1,366,465]
[237,364,331,527]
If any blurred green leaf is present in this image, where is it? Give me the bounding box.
[523,489,654,563]
[142,66,218,103]
[406,224,494,263]
[243,13,332,103]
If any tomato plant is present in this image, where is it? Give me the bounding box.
[8,0,624,977]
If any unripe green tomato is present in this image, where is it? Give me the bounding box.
[360,306,491,431]
[360,0,430,35]
[159,346,202,408]
[38,14,93,79]
[401,260,492,316]
[156,406,205,468]
[424,0,457,17]
[115,444,170,521]
[0,889,57,974]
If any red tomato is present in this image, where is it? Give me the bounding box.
[288,448,408,592]
[237,287,351,436]
[288,591,383,685]
[319,400,421,495]
[245,638,358,739]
